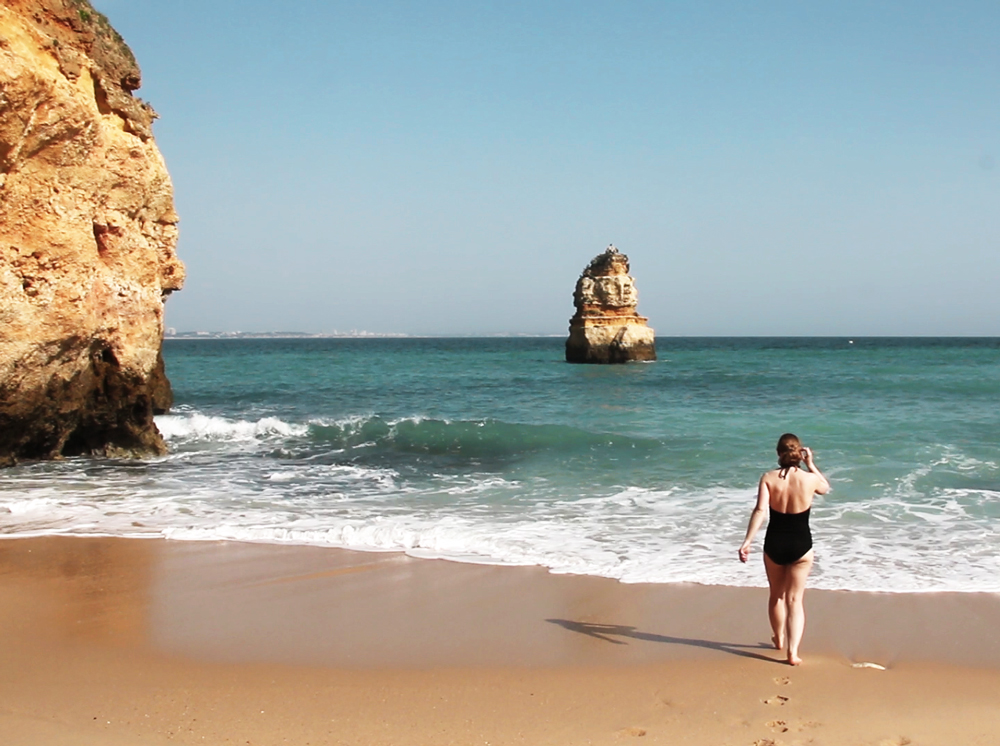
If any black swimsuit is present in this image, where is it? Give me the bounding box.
[764,507,812,565]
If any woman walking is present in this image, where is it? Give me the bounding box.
[739,434,830,665]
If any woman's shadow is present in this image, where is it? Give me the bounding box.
[545,619,780,663]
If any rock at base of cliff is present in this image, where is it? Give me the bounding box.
[0,338,170,464]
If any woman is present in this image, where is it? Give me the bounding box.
[739,433,830,666]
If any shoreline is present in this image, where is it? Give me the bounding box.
[3,528,997,597]
[3,536,999,745]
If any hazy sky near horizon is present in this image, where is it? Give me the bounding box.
[92,1,999,335]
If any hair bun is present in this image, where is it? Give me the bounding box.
[776,433,802,468]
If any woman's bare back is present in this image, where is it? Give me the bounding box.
[761,466,827,514]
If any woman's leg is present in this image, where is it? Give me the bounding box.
[763,554,788,651]
[784,549,814,666]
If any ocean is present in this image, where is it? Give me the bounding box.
[2,337,998,593]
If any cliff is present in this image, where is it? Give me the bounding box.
[565,246,656,364]
[0,0,184,464]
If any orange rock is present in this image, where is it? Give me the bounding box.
[0,0,184,463]
[566,246,655,364]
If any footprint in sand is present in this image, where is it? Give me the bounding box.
[763,695,789,706]
[764,718,821,734]
[878,738,911,746]
[617,726,646,737]
[773,676,791,686]
[752,739,778,746]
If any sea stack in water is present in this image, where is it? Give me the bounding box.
[566,246,655,364]
[0,0,185,464]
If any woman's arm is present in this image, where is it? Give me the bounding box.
[802,447,831,494]
[738,477,770,563]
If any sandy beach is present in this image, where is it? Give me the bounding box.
[2,536,999,746]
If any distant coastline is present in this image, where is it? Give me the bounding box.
[163,331,1000,340]
[164,330,565,340]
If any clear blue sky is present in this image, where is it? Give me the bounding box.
[92,0,999,335]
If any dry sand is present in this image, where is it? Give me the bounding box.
[1,536,998,745]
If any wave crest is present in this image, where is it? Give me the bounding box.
[155,413,308,441]
[155,412,655,459]
[309,416,651,457]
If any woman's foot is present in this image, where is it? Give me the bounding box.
[772,634,784,651]
[787,654,802,666]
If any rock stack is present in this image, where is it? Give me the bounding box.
[565,246,656,364]
[0,0,185,464]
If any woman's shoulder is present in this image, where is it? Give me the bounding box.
[760,468,782,483]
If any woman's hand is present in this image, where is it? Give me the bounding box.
[738,543,750,563]
[801,446,831,494]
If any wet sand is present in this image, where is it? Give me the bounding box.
[2,536,999,745]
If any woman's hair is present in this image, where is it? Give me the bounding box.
[776,433,802,468]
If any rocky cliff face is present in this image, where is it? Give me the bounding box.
[0,0,184,464]
[566,246,655,364]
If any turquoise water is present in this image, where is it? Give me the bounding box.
[2,337,999,592]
